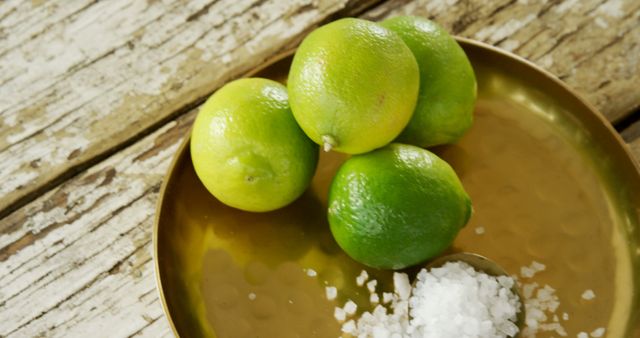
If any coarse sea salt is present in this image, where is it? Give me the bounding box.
[520,261,546,279]
[581,289,595,300]
[325,286,337,301]
[340,262,521,338]
[318,259,601,337]
[356,270,369,286]
[409,262,521,338]
[590,327,606,337]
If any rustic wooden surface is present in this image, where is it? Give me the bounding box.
[0,0,639,336]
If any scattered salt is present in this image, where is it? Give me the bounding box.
[522,282,539,299]
[339,262,520,338]
[521,282,564,337]
[531,261,546,271]
[342,319,356,335]
[248,292,256,300]
[334,307,346,322]
[581,289,595,300]
[344,300,358,315]
[475,226,486,235]
[325,259,601,337]
[356,270,369,286]
[325,286,337,301]
[540,322,567,336]
[306,268,317,277]
[520,261,546,278]
[590,327,605,337]
[367,280,378,293]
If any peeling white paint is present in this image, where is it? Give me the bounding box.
[595,17,609,28]
[0,0,356,214]
[501,39,521,52]
[474,14,536,43]
[3,113,17,128]
[424,0,459,14]
[597,0,624,18]
[0,170,38,195]
[538,54,554,69]
[554,0,580,14]
[0,197,156,336]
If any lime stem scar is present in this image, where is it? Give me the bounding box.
[322,134,337,152]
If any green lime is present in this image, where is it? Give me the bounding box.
[381,16,477,147]
[190,78,319,212]
[327,143,471,269]
[288,18,419,154]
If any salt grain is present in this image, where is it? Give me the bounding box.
[325,286,337,301]
[578,332,589,338]
[370,293,380,304]
[344,300,358,315]
[475,226,486,235]
[356,270,369,286]
[248,292,256,300]
[581,289,595,300]
[334,307,346,322]
[342,320,356,335]
[382,292,394,304]
[521,261,546,278]
[523,282,539,299]
[367,280,378,293]
[393,272,411,301]
[590,327,605,337]
[306,268,317,277]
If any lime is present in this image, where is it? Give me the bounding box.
[327,143,472,269]
[381,16,476,147]
[288,18,419,154]
[190,78,319,212]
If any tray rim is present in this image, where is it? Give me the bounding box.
[152,37,640,337]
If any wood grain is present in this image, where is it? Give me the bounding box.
[1,0,639,336]
[0,0,380,218]
[0,111,193,337]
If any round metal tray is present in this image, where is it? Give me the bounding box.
[154,38,640,338]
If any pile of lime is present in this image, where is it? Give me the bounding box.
[190,16,476,270]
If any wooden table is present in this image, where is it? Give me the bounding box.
[0,0,638,336]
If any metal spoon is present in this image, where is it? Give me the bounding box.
[417,252,526,337]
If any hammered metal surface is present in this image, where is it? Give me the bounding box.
[154,39,640,338]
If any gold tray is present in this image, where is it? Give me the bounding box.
[154,38,640,337]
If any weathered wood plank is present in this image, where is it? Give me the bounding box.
[0,0,380,218]
[0,111,193,337]
[363,0,640,124]
[1,0,639,336]
[0,0,99,56]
